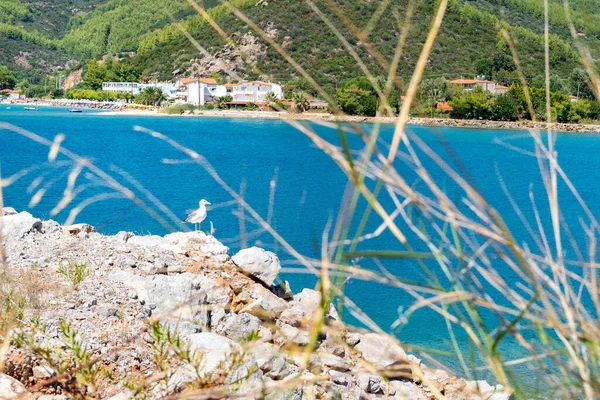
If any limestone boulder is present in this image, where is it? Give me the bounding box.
[237,283,288,320]
[216,312,261,341]
[232,246,281,286]
[355,333,408,371]
[0,373,32,399]
[0,211,42,240]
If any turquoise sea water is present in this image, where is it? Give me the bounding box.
[2,104,600,386]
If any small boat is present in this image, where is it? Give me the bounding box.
[24,106,38,111]
[68,108,83,113]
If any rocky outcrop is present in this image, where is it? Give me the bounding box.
[232,246,281,286]
[0,208,513,400]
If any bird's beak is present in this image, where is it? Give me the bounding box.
[206,201,211,205]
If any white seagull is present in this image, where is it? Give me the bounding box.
[184,199,211,232]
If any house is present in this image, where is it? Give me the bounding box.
[494,85,508,95]
[0,89,22,100]
[449,78,496,93]
[230,81,283,102]
[175,78,227,105]
[102,82,141,95]
[436,102,453,112]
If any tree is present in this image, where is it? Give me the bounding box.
[490,95,518,121]
[292,93,310,113]
[214,94,232,109]
[112,61,140,82]
[449,87,493,119]
[83,60,109,91]
[264,91,279,110]
[337,77,377,116]
[569,68,595,100]
[135,87,167,107]
[0,66,17,90]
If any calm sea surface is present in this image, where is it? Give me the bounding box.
[2,104,600,385]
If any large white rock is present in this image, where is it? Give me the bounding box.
[390,380,426,399]
[187,332,242,373]
[129,231,229,256]
[0,373,31,399]
[238,283,289,320]
[1,207,17,216]
[0,211,41,240]
[355,333,408,370]
[465,380,512,400]
[232,246,281,286]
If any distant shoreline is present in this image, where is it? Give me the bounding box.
[6,101,600,133]
[98,108,600,133]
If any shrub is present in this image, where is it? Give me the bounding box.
[57,260,91,288]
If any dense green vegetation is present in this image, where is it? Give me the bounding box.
[82,58,140,90]
[61,0,195,59]
[0,66,17,90]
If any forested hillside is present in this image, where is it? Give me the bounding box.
[0,0,599,90]
[134,0,581,90]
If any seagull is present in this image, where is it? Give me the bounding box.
[184,199,211,232]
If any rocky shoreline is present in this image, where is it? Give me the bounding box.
[100,108,600,134]
[0,208,511,399]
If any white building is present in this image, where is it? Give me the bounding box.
[102,82,141,95]
[231,81,283,102]
[175,78,228,105]
[0,89,22,100]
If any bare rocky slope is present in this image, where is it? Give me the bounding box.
[0,207,511,399]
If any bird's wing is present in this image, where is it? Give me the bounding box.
[183,209,199,222]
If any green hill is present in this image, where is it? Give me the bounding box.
[133,0,582,89]
[0,0,598,89]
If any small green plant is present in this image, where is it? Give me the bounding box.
[57,260,91,287]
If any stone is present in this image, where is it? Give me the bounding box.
[358,373,382,394]
[0,372,32,399]
[1,207,17,216]
[142,273,231,333]
[287,289,339,321]
[390,381,425,399]
[187,332,242,373]
[238,283,289,320]
[465,380,512,400]
[78,231,89,240]
[216,312,261,341]
[96,303,118,317]
[120,257,137,268]
[115,231,133,243]
[272,280,294,300]
[130,231,229,256]
[62,223,95,234]
[167,263,186,273]
[210,307,227,329]
[0,211,42,240]
[106,392,133,400]
[319,353,351,372]
[346,332,361,346]
[262,356,290,379]
[33,364,55,378]
[278,307,305,328]
[275,323,309,346]
[232,246,281,286]
[355,333,408,371]
[329,370,349,386]
[41,219,61,234]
